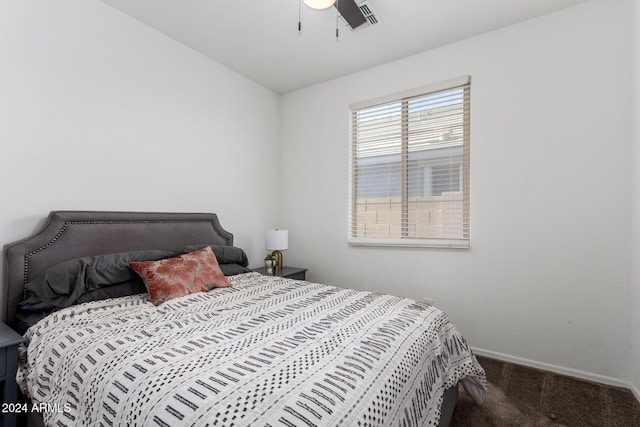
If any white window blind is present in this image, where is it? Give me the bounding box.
[348,76,471,248]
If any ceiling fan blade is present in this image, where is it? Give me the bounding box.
[335,0,367,29]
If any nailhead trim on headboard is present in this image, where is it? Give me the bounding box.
[22,223,69,298]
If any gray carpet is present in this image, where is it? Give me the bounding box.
[450,356,640,426]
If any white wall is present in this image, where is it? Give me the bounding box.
[630,0,640,397]
[281,0,631,382]
[0,0,281,305]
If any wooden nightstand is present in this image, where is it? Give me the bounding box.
[0,322,24,427]
[253,266,307,281]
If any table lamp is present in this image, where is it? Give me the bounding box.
[266,229,288,272]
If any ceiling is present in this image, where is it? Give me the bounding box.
[101,0,588,94]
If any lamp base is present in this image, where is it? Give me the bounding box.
[271,250,283,272]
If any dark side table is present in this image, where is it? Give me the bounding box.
[0,322,24,427]
[253,266,307,281]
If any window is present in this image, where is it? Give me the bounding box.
[348,76,471,248]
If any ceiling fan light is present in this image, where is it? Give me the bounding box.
[303,0,337,10]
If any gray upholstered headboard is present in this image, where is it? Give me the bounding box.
[2,211,233,329]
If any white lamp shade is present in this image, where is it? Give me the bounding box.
[266,229,288,251]
[303,0,336,10]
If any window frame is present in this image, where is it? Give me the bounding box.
[348,76,471,249]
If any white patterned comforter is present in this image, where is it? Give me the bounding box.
[18,272,486,427]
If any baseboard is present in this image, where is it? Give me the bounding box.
[471,347,630,389]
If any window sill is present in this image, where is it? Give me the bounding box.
[348,238,470,249]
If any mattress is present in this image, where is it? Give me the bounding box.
[18,272,486,426]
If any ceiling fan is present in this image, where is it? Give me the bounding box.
[303,0,368,30]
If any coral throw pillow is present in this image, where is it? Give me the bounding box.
[130,246,230,306]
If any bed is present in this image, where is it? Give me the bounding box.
[2,211,486,427]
